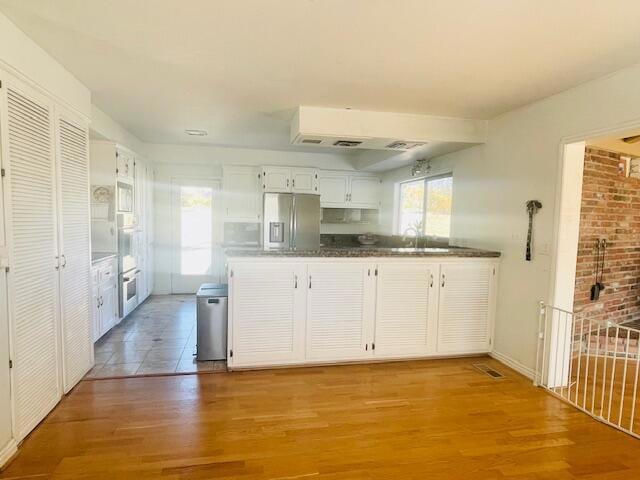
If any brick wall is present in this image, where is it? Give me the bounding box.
[574,147,640,324]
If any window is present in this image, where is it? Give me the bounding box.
[397,174,452,238]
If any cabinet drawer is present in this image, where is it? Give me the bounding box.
[98,262,115,284]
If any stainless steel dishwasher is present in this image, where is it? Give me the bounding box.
[196,283,228,361]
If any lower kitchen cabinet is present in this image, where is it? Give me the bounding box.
[91,258,119,341]
[306,263,375,361]
[229,263,306,366]
[374,263,439,357]
[437,263,494,354]
[227,258,498,369]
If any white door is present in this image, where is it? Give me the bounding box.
[437,263,493,354]
[349,176,380,208]
[229,263,305,366]
[0,89,12,455]
[171,178,221,293]
[262,166,291,193]
[291,168,317,194]
[318,174,349,207]
[222,166,261,222]
[306,263,375,361]
[374,263,439,357]
[3,78,61,441]
[56,112,92,392]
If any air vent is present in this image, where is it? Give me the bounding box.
[473,363,505,379]
[301,138,322,144]
[385,140,427,150]
[333,140,363,147]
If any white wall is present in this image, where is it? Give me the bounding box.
[149,143,357,293]
[0,11,90,118]
[382,63,640,375]
[90,106,146,155]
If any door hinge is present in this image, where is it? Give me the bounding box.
[493,267,496,276]
[1,168,5,177]
[8,359,12,369]
[229,350,233,358]
[230,270,234,278]
[308,276,312,289]
[372,343,375,350]
[365,344,368,351]
[375,268,378,276]
[368,268,371,276]
[115,168,119,174]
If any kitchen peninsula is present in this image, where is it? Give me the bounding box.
[225,246,500,369]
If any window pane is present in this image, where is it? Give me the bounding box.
[180,186,213,275]
[399,179,425,235]
[424,176,452,238]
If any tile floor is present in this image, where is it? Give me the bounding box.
[86,295,227,378]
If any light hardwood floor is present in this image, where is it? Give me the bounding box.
[2,356,639,479]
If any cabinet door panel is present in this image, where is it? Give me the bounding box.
[291,168,317,194]
[349,177,380,208]
[374,263,438,357]
[318,175,348,207]
[230,263,304,366]
[100,282,118,335]
[4,80,61,441]
[262,166,291,193]
[438,264,492,354]
[306,263,374,360]
[57,113,92,392]
[223,166,261,222]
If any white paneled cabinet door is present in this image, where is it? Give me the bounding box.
[223,166,261,222]
[56,112,92,393]
[437,263,493,354]
[374,263,438,357]
[230,263,304,366]
[306,263,374,361]
[291,168,317,194]
[4,80,61,441]
[262,166,291,193]
[318,174,349,207]
[349,176,380,208]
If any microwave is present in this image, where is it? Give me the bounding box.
[117,180,134,213]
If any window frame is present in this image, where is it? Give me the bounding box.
[395,172,453,240]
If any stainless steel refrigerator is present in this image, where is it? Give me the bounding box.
[263,193,320,250]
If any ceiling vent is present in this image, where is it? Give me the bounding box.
[301,138,322,144]
[385,140,427,150]
[333,140,363,147]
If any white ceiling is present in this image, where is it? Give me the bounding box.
[3,0,640,156]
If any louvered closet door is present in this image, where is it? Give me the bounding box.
[437,263,493,354]
[306,263,375,361]
[3,80,61,440]
[374,263,439,357]
[230,263,305,366]
[56,112,92,392]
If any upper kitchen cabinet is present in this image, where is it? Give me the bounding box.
[262,166,318,194]
[318,171,381,209]
[115,147,135,181]
[223,165,262,222]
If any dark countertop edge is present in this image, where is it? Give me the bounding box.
[225,248,501,259]
[91,252,118,264]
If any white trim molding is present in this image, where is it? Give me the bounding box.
[0,438,17,469]
[490,350,535,380]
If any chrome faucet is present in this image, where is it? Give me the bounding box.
[402,227,421,248]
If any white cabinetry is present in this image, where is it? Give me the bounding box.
[2,73,92,441]
[261,166,318,194]
[437,264,494,354]
[223,166,261,222]
[318,171,380,208]
[227,257,498,370]
[91,258,119,341]
[306,263,375,361]
[116,147,134,180]
[229,263,305,366]
[374,263,439,357]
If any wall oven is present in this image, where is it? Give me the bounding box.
[120,269,139,318]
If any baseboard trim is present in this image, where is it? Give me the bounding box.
[490,350,535,380]
[0,438,18,470]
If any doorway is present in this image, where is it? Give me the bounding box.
[171,178,222,294]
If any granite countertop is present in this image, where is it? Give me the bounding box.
[225,246,500,258]
[91,252,118,263]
